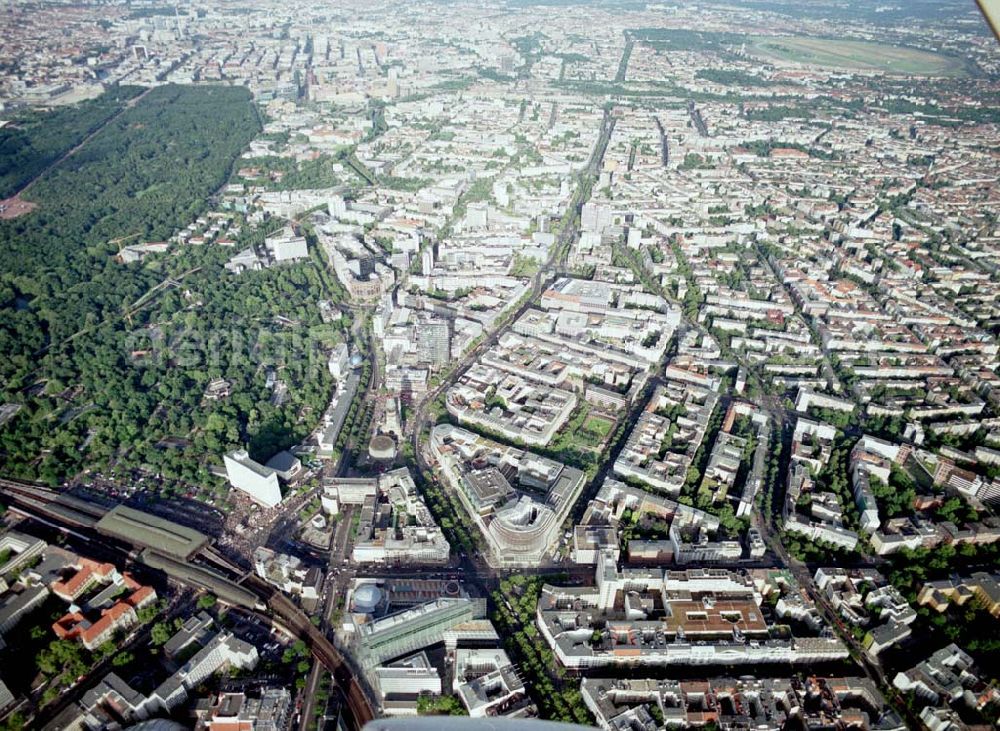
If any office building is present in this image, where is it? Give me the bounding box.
[417,320,451,368]
[329,342,350,379]
[453,648,530,718]
[198,688,292,731]
[537,555,848,669]
[0,531,46,578]
[265,231,308,262]
[353,597,485,669]
[0,585,48,636]
[893,643,1000,714]
[375,651,442,716]
[223,449,282,508]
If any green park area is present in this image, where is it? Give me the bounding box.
[0,85,344,489]
[581,413,614,441]
[0,85,144,199]
[749,36,967,76]
[547,405,616,470]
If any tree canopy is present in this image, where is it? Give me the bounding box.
[0,85,345,488]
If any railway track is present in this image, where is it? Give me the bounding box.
[0,477,376,729]
[0,478,105,529]
[244,575,375,728]
[0,477,59,500]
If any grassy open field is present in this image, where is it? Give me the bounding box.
[749,36,967,76]
[582,414,615,440]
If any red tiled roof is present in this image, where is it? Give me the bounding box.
[127,585,156,608]
[51,560,115,599]
[80,603,136,646]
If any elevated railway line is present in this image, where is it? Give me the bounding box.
[0,477,376,730]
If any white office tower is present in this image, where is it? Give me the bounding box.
[329,342,350,379]
[224,450,282,508]
[373,294,392,339]
[421,248,434,276]
[328,195,347,218]
[176,631,259,689]
[596,549,618,609]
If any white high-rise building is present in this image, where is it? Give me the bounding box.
[329,195,347,218]
[224,450,282,508]
[329,342,350,379]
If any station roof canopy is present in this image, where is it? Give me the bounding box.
[95,505,209,559]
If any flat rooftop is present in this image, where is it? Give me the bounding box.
[95,505,209,559]
[226,449,276,480]
[463,467,513,506]
[662,599,768,636]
